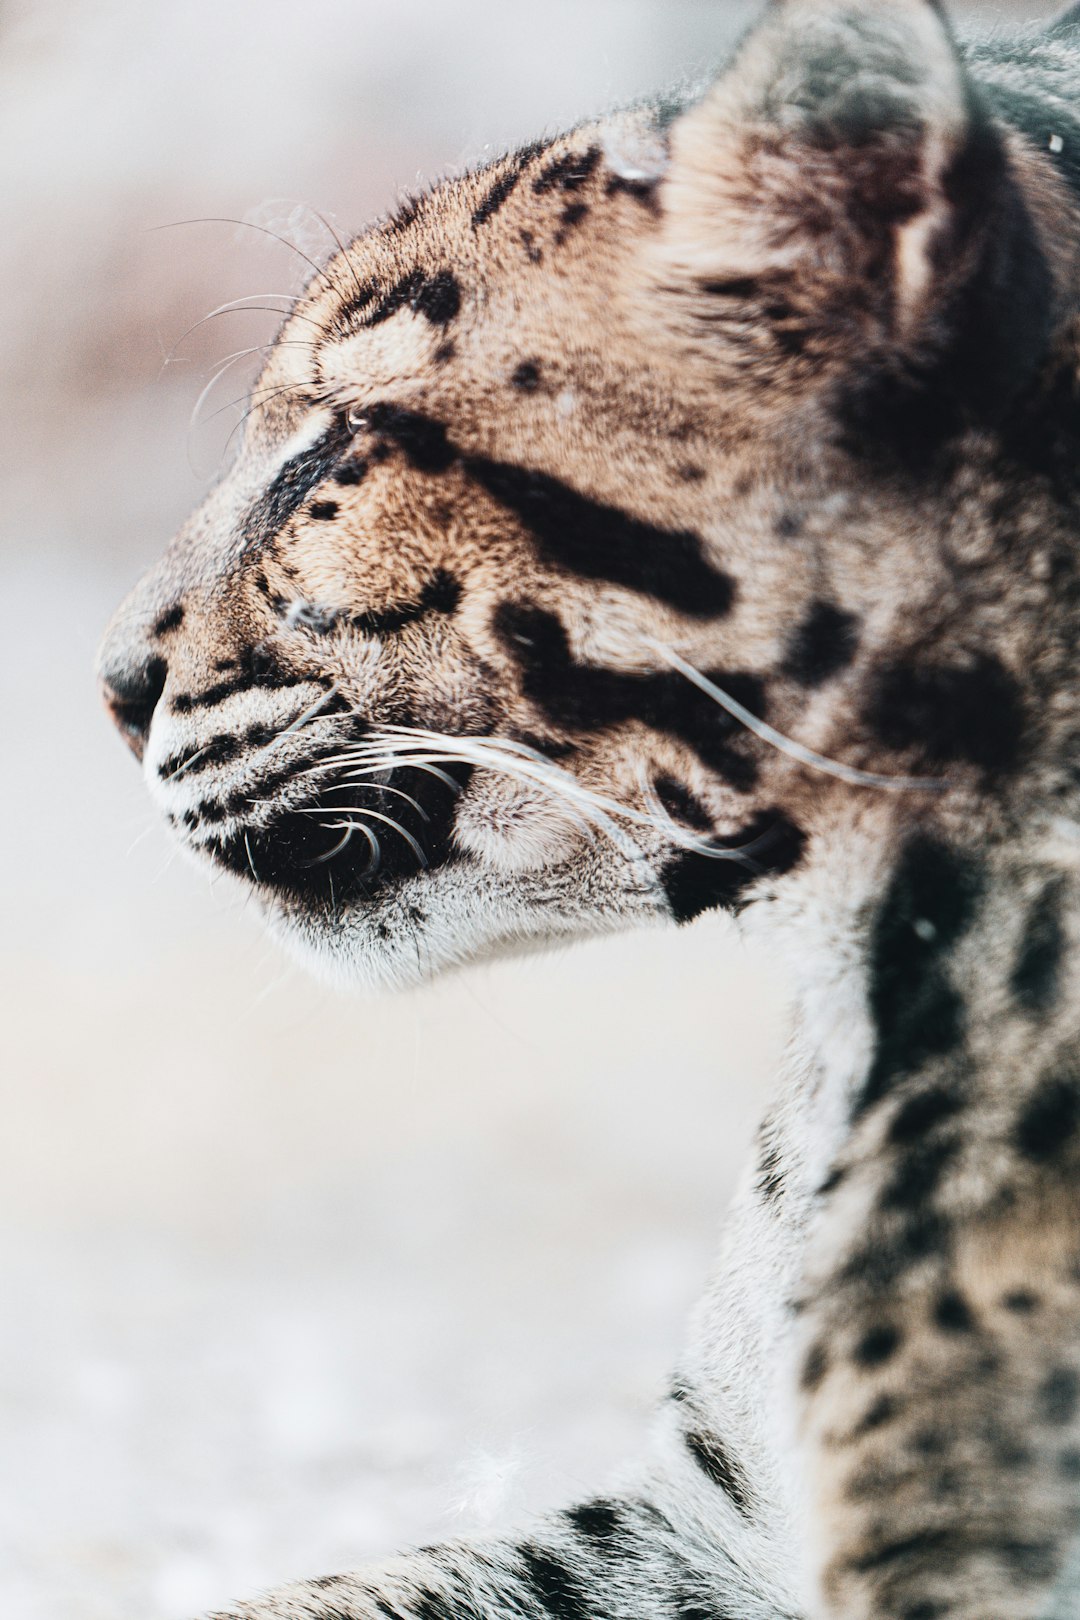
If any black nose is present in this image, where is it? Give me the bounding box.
[100,653,168,761]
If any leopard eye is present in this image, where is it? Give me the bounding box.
[346,406,369,432]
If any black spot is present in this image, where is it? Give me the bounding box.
[350,571,461,636]
[678,464,706,483]
[698,276,765,303]
[654,777,712,833]
[854,838,983,1119]
[1059,1446,1080,1479]
[888,1085,964,1145]
[359,268,461,331]
[756,1139,786,1205]
[518,1544,591,1620]
[660,813,806,923]
[844,1209,952,1296]
[802,1342,829,1391]
[310,500,338,521]
[776,512,804,539]
[243,415,354,553]
[532,145,601,195]
[1002,1290,1039,1315]
[494,602,759,786]
[334,457,369,486]
[853,1324,902,1367]
[684,1431,754,1518]
[933,1290,974,1334]
[998,1540,1058,1584]
[1015,1070,1080,1163]
[511,359,543,392]
[605,172,661,213]
[171,659,315,713]
[563,1500,622,1544]
[471,460,735,617]
[849,1529,952,1575]
[855,1394,900,1435]
[912,1428,947,1459]
[433,340,455,366]
[411,1585,464,1620]
[470,141,548,229]
[385,193,423,234]
[881,1134,960,1210]
[782,601,859,687]
[1011,883,1067,1015]
[900,1604,946,1620]
[157,734,240,779]
[473,168,525,228]
[152,604,184,635]
[366,403,455,474]
[1038,1367,1080,1425]
[414,270,461,326]
[866,653,1026,775]
[557,200,590,237]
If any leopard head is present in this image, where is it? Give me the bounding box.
[98,0,1078,988]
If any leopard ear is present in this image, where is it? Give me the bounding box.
[650,0,1053,435]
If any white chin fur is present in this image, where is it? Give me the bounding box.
[260,858,667,992]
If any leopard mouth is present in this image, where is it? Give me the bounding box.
[196,761,473,907]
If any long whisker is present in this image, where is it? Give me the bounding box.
[307,818,379,873]
[643,639,947,793]
[162,743,215,783]
[347,727,766,862]
[296,752,463,796]
[285,805,429,866]
[220,384,308,460]
[205,378,308,429]
[321,780,431,820]
[164,296,320,366]
[150,217,333,292]
[306,205,366,305]
[188,337,322,435]
[260,684,342,750]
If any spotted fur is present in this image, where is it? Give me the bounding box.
[98,3,1080,1616]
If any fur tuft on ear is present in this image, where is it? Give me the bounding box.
[649,0,1053,439]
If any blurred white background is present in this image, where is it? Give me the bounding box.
[0,2,1054,1617]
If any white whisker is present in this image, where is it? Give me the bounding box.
[643,639,947,793]
[308,818,379,873]
[287,806,429,867]
[262,683,342,749]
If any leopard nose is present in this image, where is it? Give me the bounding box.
[99,651,168,761]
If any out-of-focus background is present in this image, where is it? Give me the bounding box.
[0,2,1053,1616]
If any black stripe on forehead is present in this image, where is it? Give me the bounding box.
[467,457,734,618]
[366,403,735,618]
[242,416,354,554]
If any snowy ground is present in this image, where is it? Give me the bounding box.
[0,2,1051,1617]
